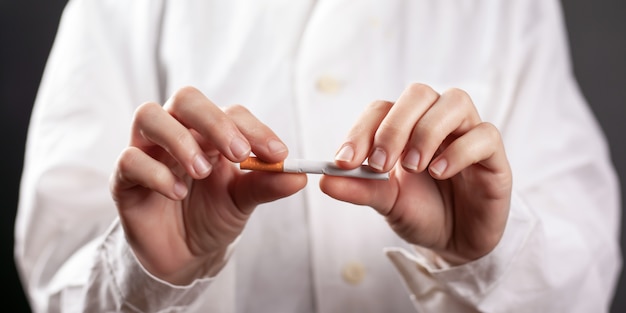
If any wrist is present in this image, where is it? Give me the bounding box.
[160,249,228,285]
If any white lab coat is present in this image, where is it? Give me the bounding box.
[15,0,622,312]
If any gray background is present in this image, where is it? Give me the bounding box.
[0,0,624,311]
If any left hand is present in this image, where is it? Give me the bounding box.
[319,83,512,265]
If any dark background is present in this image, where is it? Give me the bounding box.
[1,0,624,311]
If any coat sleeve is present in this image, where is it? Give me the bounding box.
[386,0,622,312]
[13,1,230,312]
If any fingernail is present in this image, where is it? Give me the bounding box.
[335,145,354,162]
[174,181,188,198]
[430,158,447,176]
[193,155,212,176]
[268,139,287,155]
[230,137,250,159]
[402,149,420,171]
[368,148,387,171]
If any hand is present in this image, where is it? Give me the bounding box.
[320,83,512,265]
[109,86,306,284]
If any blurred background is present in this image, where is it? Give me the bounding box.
[1,0,624,311]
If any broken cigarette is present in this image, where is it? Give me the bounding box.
[239,156,389,180]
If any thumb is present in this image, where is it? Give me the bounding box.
[319,174,398,216]
[232,172,308,213]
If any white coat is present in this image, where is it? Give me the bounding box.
[15,0,622,312]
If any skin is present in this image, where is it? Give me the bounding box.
[110,83,512,285]
[321,83,512,265]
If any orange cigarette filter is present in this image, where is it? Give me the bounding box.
[239,156,284,172]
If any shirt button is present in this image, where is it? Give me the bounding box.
[315,75,342,94]
[369,17,381,28]
[341,261,366,285]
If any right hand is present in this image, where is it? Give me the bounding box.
[109,86,307,285]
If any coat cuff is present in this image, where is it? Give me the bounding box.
[385,192,536,306]
[100,218,236,312]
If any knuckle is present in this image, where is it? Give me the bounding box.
[478,122,501,141]
[173,128,195,149]
[117,147,140,173]
[413,118,437,139]
[376,120,405,141]
[150,166,171,187]
[133,102,161,124]
[442,87,472,107]
[174,85,202,101]
[405,83,438,101]
[112,149,141,192]
[363,100,394,124]
[212,113,234,128]
[222,104,250,116]
[366,99,394,112]
[168,86,203,110]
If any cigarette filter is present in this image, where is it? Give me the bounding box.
[240,156,389,180]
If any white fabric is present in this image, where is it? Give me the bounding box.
[14,0,622,312]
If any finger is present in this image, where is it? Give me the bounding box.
[164,86,251,162]
[131,101,213,180]
[334,100,392,168]
[224,105,289,163]
[319,174,398,215]
[110,146,188,202]
[401,87,482,173]
[231,172,308,214]
[428,122,509,181]
[366,83,440,172]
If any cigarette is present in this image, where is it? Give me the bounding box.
[239,156,389,180]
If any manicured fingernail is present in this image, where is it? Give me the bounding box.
[193,155,212,176]
[174,181,188,198]
[335,145,354,162]
[230,137,250,159]
[402,149,420,171]
[430,158,447,176]
[368,148,387,171]
[268,139,287,155]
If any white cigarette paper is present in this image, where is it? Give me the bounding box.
[240,156,389,180]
